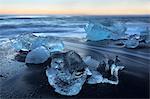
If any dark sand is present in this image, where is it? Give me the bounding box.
[0,38,149,98]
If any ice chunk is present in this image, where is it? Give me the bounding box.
[10,33,37,51]
[10,33,64,52]
[86,56,124,85]
[110,64,124,78]
[83,56,100,70]
[46,51,87,96]
[85,23,112,41]
[123,35,139,48]
[87,71,103,84]
[46,67,87,96]
[31,36,64,53]
[85,68,92,76]
[84,21,126,41]
[64,51,87,73]
[87,64,124,85]
[139,27,150,44]
[25,46,50,64]
[109,22,126,34]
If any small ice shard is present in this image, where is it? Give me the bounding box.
[110,64,124,78]
[25,46,50,65]
[123,35,139,48]
[46,51,87,96]
[87,71,103,84]
[85,68,92,76]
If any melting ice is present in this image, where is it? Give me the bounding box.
[10,33,64,53]
[84,21,126,41]
[46,51,87,96]
[84,21,150,48]
[9,33,125,96]
[46,51,124,96]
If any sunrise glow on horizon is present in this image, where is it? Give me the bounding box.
[0,0,150,15]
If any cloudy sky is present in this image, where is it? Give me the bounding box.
[0,0,149,15]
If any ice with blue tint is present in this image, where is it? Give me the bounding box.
[123,35,139,48]
[46,51,87,96]
[10,33,64,52]
[83,56,124,85]
[87,71,103,84]
[46,52,124,96]
[109,22,126,34]
[31,36,64,53]
[83,56,100,70]
[140,27,150,44]
[46,67,87,96]
[84,22,126,41]
[10,33,37,51]
[85,23,112,41]
[25,46,50,64]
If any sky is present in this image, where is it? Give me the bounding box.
[0,0,150,15]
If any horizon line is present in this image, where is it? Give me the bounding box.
[0,13,150,16]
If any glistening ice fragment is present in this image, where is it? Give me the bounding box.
[10,33,64,52]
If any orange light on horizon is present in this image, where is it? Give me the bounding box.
[0,8,149,15]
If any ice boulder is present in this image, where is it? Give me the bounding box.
[84,21,126,41]
[84,22,112,41]
[46,51,87,96]
[25,46,50,68]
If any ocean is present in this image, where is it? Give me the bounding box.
[0,15,150,38]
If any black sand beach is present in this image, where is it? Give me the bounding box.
[0,38,149,98]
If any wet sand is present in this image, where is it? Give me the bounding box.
[0,38,149,98]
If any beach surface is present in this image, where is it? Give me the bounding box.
[0,38,149,98]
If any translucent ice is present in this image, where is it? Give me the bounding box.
[139,27,150,44]
[123,35,139,48]
[108,22,126,34]
[84,21,126,41]
[87,71,103,84]
[25,46,50,64]
[46,67,87,96]
[87,65,124,85]
[10,33,64,52]
[84,22,112,41]
[84,56,124,85]
[31,36,64,53]
[10,33,37,51]
[83,56,100,70]
[110,64,124,78]
[46,51,87,96]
